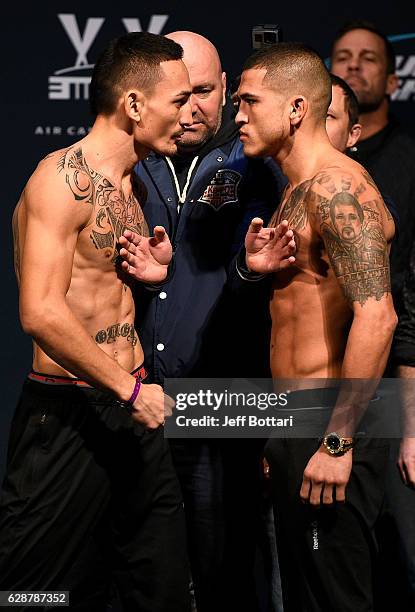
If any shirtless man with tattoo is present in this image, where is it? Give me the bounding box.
[236,43,397,611]
[0,33,193,611]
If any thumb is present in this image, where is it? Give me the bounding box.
[248,218,264,234]
[153,226,167,243]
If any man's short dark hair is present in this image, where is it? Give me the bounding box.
[332,20,396,74]
[243,43,331,121]
[330,73,360,129]
[90,32,183,116]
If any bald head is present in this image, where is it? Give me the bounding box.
[166,31,222,77]
[165,31,226,152]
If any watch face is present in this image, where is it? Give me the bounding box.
[326,434,341,451]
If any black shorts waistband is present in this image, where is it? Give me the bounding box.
[284,387,339,409]
[28,365,147,388]
[284,386,381,410]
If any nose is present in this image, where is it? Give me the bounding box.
[189,92,199,115]
[235,106,247,126]
[180,99,193,127]
[346,54,360,72]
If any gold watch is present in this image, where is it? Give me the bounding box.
[322,432,354,456]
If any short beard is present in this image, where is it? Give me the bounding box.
[357,93,386,114]
[176,105,223,155]
[176,130,213,154]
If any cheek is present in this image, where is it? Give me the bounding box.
[330,131,342,149]
[331,62,347,77]
[259,118,284,143]
[160,111,179,132]
[325,121,335,140]
[326,121,347,151]
[373,71,388,92]
[199,98,222,123]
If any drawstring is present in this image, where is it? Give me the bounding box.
[166,156,199,211]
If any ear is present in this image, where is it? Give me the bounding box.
[221,71,227,106]
[386,73,399,97]
[288,96,307,126]
[124,89,145,123]
[346,123,362,148]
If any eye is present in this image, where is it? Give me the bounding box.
[334,53,348,63]
[194,87,212,98]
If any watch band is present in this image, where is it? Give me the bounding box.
[322,433,354,455]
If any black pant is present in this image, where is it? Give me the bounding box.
[170,439,265,612]
[0,380,190,612]
[376,438,415,610]
[265,390,390,612]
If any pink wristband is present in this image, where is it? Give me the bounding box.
[128,377,141,405]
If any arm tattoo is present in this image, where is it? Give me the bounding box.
[361,169,393,221]
[58,148,148,263]
[317,172,391,306]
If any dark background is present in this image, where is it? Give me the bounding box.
[1,3,414,475]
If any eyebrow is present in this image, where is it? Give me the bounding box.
[174,90,192,97]
[239,92,260,99]
[334,47,380,56]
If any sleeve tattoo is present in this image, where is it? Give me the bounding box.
[317,172,390,307]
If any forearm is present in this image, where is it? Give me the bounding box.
[21,300,136,402]
[326,308,396,436]
[398,365,415,437]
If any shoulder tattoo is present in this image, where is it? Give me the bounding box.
[316,170,390,306]
[58,148,148,261]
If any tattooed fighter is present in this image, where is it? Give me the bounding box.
[236,44,397,611]
[0,33,194,611]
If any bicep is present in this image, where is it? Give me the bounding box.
[316,179,391,309]
[19,183,89,308]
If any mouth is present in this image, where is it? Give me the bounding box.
[345,76,366,88]
[181,122,204,132]
[239,132,249,141]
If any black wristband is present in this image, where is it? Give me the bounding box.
[236,246,267,281]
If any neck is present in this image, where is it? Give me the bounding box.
[81,114,146,187]
[358,98,389,140]
[274,124,337,188]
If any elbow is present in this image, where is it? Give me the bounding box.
[20,306,44,337]
[378,305,398,338]
[354,302,398,338]
[391,311,399,334]
[20,303,59,339]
